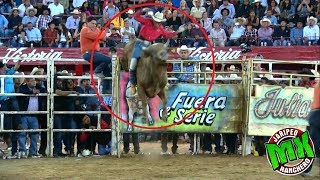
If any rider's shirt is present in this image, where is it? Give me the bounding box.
[134,10,177,42]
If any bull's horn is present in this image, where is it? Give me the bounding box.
[164,39,170,48]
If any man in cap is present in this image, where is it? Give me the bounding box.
[290,19,304,46]
[128,8,184,94]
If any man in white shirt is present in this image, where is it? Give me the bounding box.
[226,17,246,46]
[124,10,140,34]
[72,0,87,9]
[218,0,236,19]
[18,0,34,17]
[66,9,80,35]
[48,0,64,25]
[120,20,135,43]
[25,22,42,47]
[303,16,320,45]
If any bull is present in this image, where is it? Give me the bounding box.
[121,40,169,123]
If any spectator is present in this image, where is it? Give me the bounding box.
[72,21,86,47]
[209,21,227,47]
[57,23,72,48]
[103,0,120,20]
[200,11,212,34]
[241,23,258,46]
[120,20,135,43]
[227,17,246,46]
[0,61,21,159]
[0,13,9,45]
[43,21,58,47]
[81,16,112,79]
[190,0,206,18]
[7,8,23,36]
[296,0,313,20]
[217,8,233,32]
[25,22,42,47]
[247,10,260,29]
[298,68,317,87]
[60,0,70,15]
[290,19,304,46]
[124,10,140,34]
[207,0,221,20]
[35,7,52,32]
[118,0,129,19]
[218,0,236,19]
[48,0,64,25]
[252,0,265,19]
[0,0,14,14]
[166,10,182,31]
[10,23,27,47]
[79,1,92,17]
[22,7,38,27]
[18,0,34,17]
[258,18,273,46]
[34,0,48,17]
[263,8,278,25]
[107,27,121,46]
[66,9,81,35]
[18,77,46,158]
[279,0,295,23]
[272,19,290,46]
[236,0,251,18]
[303,16,319,45]
[178,0,191,24]
[265,0,280,18]
[73,0,87,10]
[111,14,124,29]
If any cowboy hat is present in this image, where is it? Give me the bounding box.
[26,7,37,16]
[126,9,134,14]
[260,18,271,25]
[192,10,203,19]
[30,67,44,75]
[71,9,81,15]
[152,12,166,22]
[57,70,71,76]
[10,8,21,15]
[177,45,194,56]
[253,0,262,3]
[192,0,204,7]
[229,65,236,71]
[307,16,318,25]
[263,74,274,80]
[234,17,247,25]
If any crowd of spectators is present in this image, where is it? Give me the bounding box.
[0,0,319,48]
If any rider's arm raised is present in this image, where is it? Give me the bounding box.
[133,10,150,25]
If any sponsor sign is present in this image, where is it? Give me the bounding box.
[119,71,243,133]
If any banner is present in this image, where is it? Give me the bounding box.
[1,46,319,66]
[248,86,313,136]
[119,72,243,133]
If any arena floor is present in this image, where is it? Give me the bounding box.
[0,143,319,180]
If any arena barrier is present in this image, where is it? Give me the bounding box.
[1,54,319,157]
[0,56,122,157]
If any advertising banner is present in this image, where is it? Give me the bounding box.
[119,71,243,133]
[248,86,313,136]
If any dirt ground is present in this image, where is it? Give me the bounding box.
[0,143,319,180]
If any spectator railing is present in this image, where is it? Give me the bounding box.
[0,55,121,157]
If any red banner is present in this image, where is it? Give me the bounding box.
[1,46,319,66]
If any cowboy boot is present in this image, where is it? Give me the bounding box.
[129,70,137,94]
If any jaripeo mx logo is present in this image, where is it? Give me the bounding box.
[265,128,315,176]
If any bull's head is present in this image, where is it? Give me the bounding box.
[143,43,169,65]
